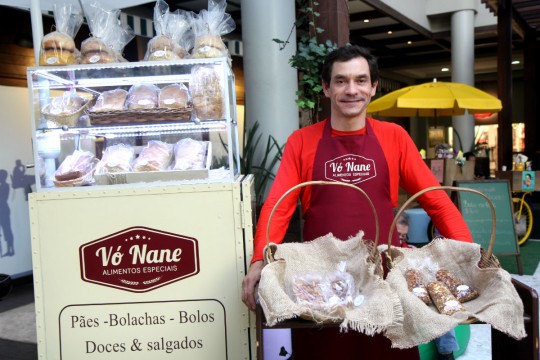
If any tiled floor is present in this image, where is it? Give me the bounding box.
[1,246,539,360]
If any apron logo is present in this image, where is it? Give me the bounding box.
[325,154,376,184]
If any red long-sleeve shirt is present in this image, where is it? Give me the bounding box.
[251,118,473,263]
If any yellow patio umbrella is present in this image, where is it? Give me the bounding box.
[367,81,502,117]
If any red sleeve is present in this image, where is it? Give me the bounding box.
[371,119,473,243]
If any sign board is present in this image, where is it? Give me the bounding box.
[454,180,522,274]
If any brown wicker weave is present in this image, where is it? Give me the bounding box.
[88,106,193,125]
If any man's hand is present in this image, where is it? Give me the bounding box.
[241,260,265,311]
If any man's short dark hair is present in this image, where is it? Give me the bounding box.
[321,45,379,86]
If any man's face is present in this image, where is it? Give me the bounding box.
[322,57,377,120]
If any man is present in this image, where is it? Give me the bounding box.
[242,45,473,359]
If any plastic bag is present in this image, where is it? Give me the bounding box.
[189,65,224,120]
[158,83,191,109]
[126,83,160,110]
[133,141,173,172]
[191,0,235,59]
[95,144,135,174]
[54,150,98,183]
[172,138,208,170]
[81,2,134,64]
[42,91,87,116]
[39,2,83,65]
[145,0,193,61]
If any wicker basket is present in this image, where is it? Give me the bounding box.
[88,106,193,125]
[386,185,499,271]
[42,101,89,127]
[258,181,405,331]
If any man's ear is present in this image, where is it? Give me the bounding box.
[371,80,378,96]
[322,81,330,98]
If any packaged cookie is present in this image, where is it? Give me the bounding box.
[436,269,479,303]
[427,281,464,316]
[404,269,431,304]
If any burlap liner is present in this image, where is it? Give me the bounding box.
[258,231,403,335]
[380,238,526,348]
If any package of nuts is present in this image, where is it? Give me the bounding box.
[427,281,465,315]
[404,269,431,304]
[436,269,479,303]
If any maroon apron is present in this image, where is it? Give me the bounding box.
[293,119,419,360]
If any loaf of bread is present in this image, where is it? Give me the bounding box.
[81,37,115,64]
[90,89,128,112]
[192,34,227,58]
[133,140,173,172]
[172,138,207,170]
[189,65,224,120]
[126,84,159,110]
[95,144,135,174]
[54,150,97,182]
[42,92,87,116]
[158,84,190,109]
[39,31,78,65]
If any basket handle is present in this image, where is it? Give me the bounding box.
[265,180,379,263]
[387,185,496,264]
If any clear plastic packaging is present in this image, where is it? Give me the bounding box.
[81,2,134,64]
[126,83,160,110]
[191,0,236,59]
[95,144,135,174]
[189,65,224,120]
[39,2,83,65]
[172,138,208,170]
[144,0,193,61]
[90,89,128,112]
[158,83,191,109]
[427,281,464,316]
[54,150,98,185]
[133,141,173,172]
[436,269,479,303]
[290,261,364,312]
[404,269,431,304]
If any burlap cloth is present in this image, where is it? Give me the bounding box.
[380,238,526,348]
[257,231,403,335]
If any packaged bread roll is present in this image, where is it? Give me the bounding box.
[172,138,207,170]
[404,269,431,304]
[95,144,135,174]
[427,281,464,316]
[191,0,235,59]
[42,91,87,116]
[54,150,97,182]
[436,269,479,303]
[158,84,190,109]
[90,89,128,112]
[126,84,159,110]
[39,3,83,66]
[189,65,224,120]
[133,141,173,172]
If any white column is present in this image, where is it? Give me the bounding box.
[451,8,476,153]
[30,0,44,64]
[241,0,297,354]
[241,0,299,167]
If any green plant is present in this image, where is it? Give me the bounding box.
[240,121,284,207]
[273,0,337,123]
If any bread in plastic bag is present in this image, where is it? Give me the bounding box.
[133,140,173,172]
[189,65,224,120]
[191,0,235,59]
[54,150,98,185]
[40,3,83,65]
[172,138,208,170]
[95,144,135,174]
[126,83,160,110]
[81,2,134,64]
[436,269,479,303]
[158,83,191,109]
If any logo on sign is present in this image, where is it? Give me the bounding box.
[325,154,376,184]
[80,226,199,293]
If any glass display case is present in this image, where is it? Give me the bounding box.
[27,58,240,191]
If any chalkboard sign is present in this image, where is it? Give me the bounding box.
[454,180,521,260]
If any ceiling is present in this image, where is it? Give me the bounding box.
[131,0,538,83]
